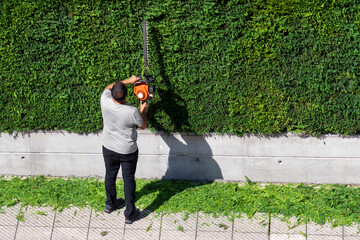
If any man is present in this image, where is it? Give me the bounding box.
[100,75,148,224]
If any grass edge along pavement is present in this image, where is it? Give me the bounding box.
[0,176,360,228]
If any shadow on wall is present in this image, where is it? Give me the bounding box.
[160,133,223,181]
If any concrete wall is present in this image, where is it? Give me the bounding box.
[1,130,360,184]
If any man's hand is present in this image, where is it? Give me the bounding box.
[122,75,140,85]
[138,101,148,130]
[104,75,139,91]
[140,101,149,114]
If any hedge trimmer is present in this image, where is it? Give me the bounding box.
[134,20,155,102]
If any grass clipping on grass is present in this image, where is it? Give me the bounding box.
[0,176,359,226]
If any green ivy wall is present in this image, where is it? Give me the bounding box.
[1,0,360,135]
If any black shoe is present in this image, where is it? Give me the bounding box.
[104,198,125,213]
[125,208,139,224]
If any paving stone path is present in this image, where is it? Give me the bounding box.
[0,205,359,239]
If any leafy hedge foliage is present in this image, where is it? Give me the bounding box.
[1,0,360,135]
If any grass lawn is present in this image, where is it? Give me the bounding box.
[0,176,359,226]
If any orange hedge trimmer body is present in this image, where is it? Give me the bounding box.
[134,75,155,101]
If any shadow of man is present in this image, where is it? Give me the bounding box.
[135,24,223,214]
[136,133,223,213]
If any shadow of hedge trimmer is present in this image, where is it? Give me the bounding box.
[134,20,155,102]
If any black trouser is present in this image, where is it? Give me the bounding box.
[102,146,138,219]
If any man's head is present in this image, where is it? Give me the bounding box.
[111,81,127,103]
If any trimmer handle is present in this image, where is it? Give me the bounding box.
[137,74,155,83]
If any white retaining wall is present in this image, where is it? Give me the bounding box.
[1,130,360,184]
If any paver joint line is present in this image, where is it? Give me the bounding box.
[195,211,199,240]
[158,214,163,240]
[85,209,93,240]
[49,209,56,240]
[268,214,271,240]
[122,213,126,240]
[13,208,20,240]
[231,217,234,240]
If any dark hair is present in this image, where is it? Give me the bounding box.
[111,81,127,103]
